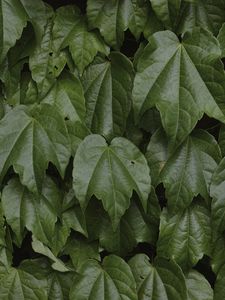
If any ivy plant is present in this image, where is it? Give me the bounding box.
[0,0,225,299]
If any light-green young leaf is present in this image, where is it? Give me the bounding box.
[73,134,151,229]
[82,52,134,138]
[70,255,138,300]
[133,28,225,149]
[0,104,71,193]
[146,129,221,212]
[129,254,188,300]
[157,201,211,270]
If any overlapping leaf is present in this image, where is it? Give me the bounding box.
[52,5,109,74]
[82,53,134,138]
[0,104,71,193]
[146,129,221,211]
[157,201,211,270]
[133,28,225,148]
[129,254,188,300]
[70,255,138,300]
[73,134,151,229]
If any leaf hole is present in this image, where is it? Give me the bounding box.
[131,161,135,165]
[49,52,53,56]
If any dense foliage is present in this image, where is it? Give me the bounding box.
[0,0,225,298]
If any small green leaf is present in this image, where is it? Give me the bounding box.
[64,238,100,270]
[32,238,71,273]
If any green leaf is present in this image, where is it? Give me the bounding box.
[185,270,213,300]
[29,17,67,97]
[176,0,225,35]
[81,52,134,138]
[150,0,181,29]
[32,238,71,273]
[43,71,86,125]
[53,5,109,74]
[214,263,225,300]
[128,0,149,40]
[2,177,61,246]
[0,0,48,64]
[133,28,225,148]
[157,201,211,270]
[0,266,47,299]
[87,0,131,49]
[219,125,225,156]
[70,255,138,300]
[146,129,221,212]
[0,0,27,64]
[19,258,74,300]
[218,23,225,58]
[129,254,188,300]
[210,157,225,233]
[211,234,225,274]
[96,196,159,256]
[64,238,100,270]
[0,104,71,193]
[73,134,151,229]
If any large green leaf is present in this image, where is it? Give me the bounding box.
[0,265,47,299]
[157,201,211,270]
[0,104,71,193]
[73,134,151,229]
[82,53,134,138]
[70,255,138,300]
[19,258,74,300]
[52,5,109,74]
[129,254,188,300]
[146,129,221,212]
[185,270,213,300]
[133,28,225,148]
[176,0,225,35]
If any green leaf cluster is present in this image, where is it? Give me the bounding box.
[0,0,225,298]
